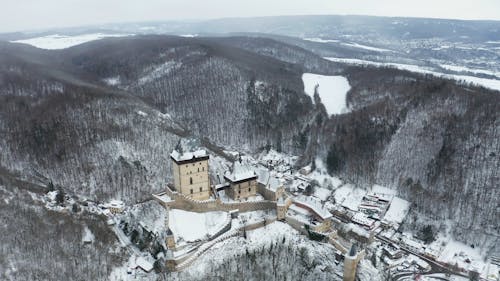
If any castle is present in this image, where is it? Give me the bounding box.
[164,145,362,278]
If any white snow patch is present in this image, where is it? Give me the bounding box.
[325,57,500,91]
[371,184,397,196]
[439,64,500,79]
[342,42,393,52]
[103,76,121,86]
[12,33,132,49]
[303,37,339,43]
[302,73,351,115]
[136,111,148,117]
[82,226,95,243]
[169,209,228,242]
[138,61,182,85]
[438,239,486,273]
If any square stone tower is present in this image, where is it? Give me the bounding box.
[171,144,210,201]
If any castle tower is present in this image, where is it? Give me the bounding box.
[170,141,210,200]
[277,196,287,221]
[166,228,176,250]
[343,244,360,281]
[164,206,176,249]
[165,249,176,272]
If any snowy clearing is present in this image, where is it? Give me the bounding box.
[302,73,351,115]
[169,209,228,242]
[325,57,500,91]
[12,33,132,49]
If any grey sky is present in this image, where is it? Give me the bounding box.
[1,0,499,32]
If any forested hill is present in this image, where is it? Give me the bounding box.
[1,35,499,250]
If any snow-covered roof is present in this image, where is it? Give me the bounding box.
[383,197,410,224]
[314,187,332,201]
[267,177,282,191]
[352,212,375,227]
[293,196,332,220]
[170,149,208,162]
[103,200,125,209]
[135,256,154,272]
[256,167,270,185]
[345,223,370,239]
[224,162,257,183]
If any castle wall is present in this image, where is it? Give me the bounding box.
[158,185,276,213]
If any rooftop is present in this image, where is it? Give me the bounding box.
[170,149,208,162]
[224,161,257,183]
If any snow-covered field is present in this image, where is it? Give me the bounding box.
[325,57,500,91]
[302,73,351,115]
[12,33,132,49]
[169,209,228,242]
[303,37,339,43]
[341,42,394,52]
[439,64,500,79]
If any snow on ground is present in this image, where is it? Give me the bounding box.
[314,187,332,201]
[333,184,366,211]
[307,158,343,188]
[82,226,95,243]
[303,37,339,43]
[169,209,228,242]
[439,64,500,79]
[175,221,345,280]
[302,73,351,115]
[383,197,410,224]
[341,42,394,52]
[12,33,132,49]
[371,184,397,195]
[325,57,500,91]
[103,76,121,86]
[138,61,182,85]
[237,210,276,225]
[438,239,486,272]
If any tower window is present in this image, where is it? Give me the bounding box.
[199,187,202,192]
[248,188,251,192]
[190,177,193,184]
[190,189,193,194]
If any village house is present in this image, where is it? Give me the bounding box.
[224,162,257,200]
[171,143,211,200]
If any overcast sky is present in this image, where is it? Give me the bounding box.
[2,0,500,32]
